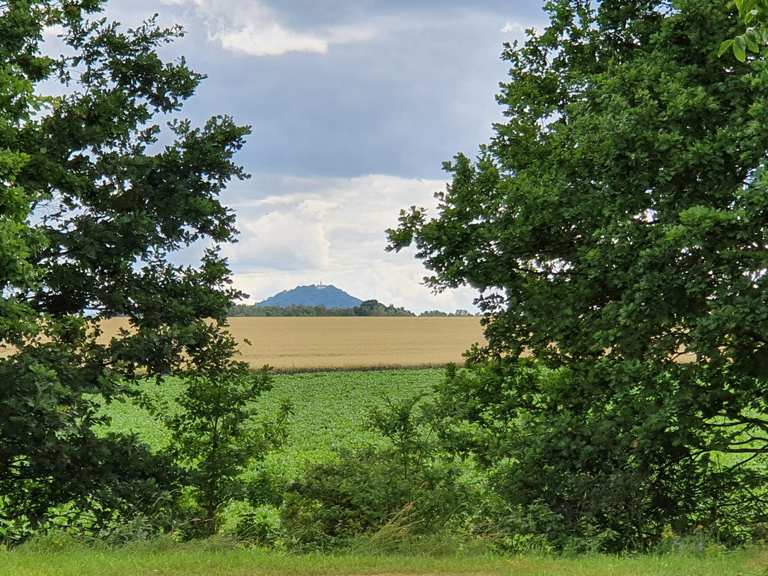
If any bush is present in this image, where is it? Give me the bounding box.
[0,433,183,546]
[243,463,288,509]
[280,392,474,549]
[428,360,768,552]
[159,366,291,537]
[231,505,282,547]
[280,447,466,549]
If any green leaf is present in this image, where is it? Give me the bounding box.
[745,31,761,52]
[734,36,748,61]
[718,39,735,58]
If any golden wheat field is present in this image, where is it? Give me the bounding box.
[98,317,485,370]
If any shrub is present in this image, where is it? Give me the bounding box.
[231,505,282,547]
[0,433,182,546]
[280,447,466,549]
[429,360,768,552]
[280,391,474,549]
[160,366,292,537]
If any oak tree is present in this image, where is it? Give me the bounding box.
[0,0,249,539]
[390,0,768,547]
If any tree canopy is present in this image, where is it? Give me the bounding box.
[0,0,249,539]
[389,0,768,547]
[229,300,416,317]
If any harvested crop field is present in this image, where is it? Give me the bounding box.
[99,317,485,370]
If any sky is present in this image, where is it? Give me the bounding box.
[102,0,547,312]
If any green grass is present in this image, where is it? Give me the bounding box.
[2,544,765,576]
[104,368,443,476]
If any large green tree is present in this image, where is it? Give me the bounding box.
[390,0,768,547]
[0,0,249,539]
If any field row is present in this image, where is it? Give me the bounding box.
[105,369,443,475]
[100,317,485,370]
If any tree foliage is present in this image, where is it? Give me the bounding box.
[0,0,249,539]
[720,0,768,60]
[161,366,291,536]
[353,300,415,317]
[389,0,768,547]
[282,395,463,550]
[229,300,416,317]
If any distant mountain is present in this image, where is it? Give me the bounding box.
[256,284,363,309]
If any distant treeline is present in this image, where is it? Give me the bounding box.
[230,301,478,318]
[419,309,475,317]
[230,299,415,317]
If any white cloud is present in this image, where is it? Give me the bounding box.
[43,24,66,38]
[216,23,328,56]
[161,0,377,56]
[222,174,480,313]
[501,21,540,37]
[501,21,524,34]
[234,211,331,270]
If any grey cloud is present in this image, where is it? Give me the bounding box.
[273,0,545,28]
[176,11,527,178]
[102,1,545,179]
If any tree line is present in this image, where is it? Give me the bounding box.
[230,300,416,317]
[229,302,477,317]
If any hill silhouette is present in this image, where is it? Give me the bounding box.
[256,284,363,309]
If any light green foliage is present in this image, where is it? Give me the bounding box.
[720,0,768,60]
[105,369,442,473]
[280,391,465,549]
[280,446,465,549]
[366,394,432,479]
[102,369,442,542]
[158,367,291,536]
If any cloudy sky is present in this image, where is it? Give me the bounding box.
[104,0,546,312]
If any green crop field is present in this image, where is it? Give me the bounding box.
[104,368,443,476]
[102,367,767,496]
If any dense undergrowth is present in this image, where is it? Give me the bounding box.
[4,367,764,556]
